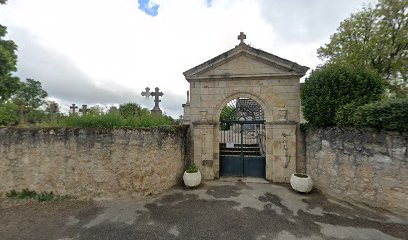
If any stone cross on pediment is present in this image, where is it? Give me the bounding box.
[70,104,78,114]
[238,32,246,45]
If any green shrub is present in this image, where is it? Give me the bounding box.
[119,103,149,118]
[0,101,19,126]
[354,98,408,131]
[335,102,362,126]
[25,109,47,123]
[301,64,386,127]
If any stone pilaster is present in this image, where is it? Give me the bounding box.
[182,103,191,125]
[266,122,297,182]
[192,121,217,180]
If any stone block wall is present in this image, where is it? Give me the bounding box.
[306,128,408,216]
[296,125,306,173]
[183,77,301,180]
[185,78,301,124]
[0,127,188,199]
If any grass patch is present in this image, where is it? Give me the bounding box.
[44,113,174,129]
[6,188,75,202]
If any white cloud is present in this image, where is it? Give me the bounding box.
[0,0,368,117]
[259,0,369,43]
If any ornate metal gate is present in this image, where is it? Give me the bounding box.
[219,98,266,177]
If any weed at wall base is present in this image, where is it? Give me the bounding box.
[6,188,76,202]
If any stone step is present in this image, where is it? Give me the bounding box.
[220,143,259,147]
[220,152,261,156]
[220,146,260,151]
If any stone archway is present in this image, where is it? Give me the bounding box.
[182,33,309,182]
[215,92,272,123]
[218,96,266,177]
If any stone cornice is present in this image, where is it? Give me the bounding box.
[183,44,309,81]
[186,72,305,81]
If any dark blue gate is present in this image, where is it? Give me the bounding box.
[219,120,266,177]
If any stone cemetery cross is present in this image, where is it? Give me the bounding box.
[151,87,164,111]
[49,102,58,121]
[79,104,88,114]
[238,32,246,45]
[50,103,57,113]
[141,87,151,98]
[70,104,78,114]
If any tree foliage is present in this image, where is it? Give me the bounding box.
[318,0,408,96]
[0,0,50,125]
[0,0,20,101]
[219,105,236,121]
[107,106,119,115]
[219,105,237,131]
[301,64,386,127]
[87,105,105,115]
[119,103,149,118]
[13,78,48,111]
[0,101,18,126]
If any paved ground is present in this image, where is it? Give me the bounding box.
[1,180,407,240]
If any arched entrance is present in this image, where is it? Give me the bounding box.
[182,32,309,181]
[219,97,266,177]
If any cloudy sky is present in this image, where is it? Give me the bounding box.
[0,0,373,117]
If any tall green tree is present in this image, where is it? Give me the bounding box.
[0,0,20,101]
[318,0,408,96]
[13,78,48,111]
[0,101,18,126]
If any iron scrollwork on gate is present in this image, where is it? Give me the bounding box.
[219,98,266,177]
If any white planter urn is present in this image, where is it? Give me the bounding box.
[183,171,202,188]
[290,173,313,193]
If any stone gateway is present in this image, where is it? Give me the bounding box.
[182,33,309,182]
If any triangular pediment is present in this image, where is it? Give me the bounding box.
[184,44,309,81]
[197,53,289,76]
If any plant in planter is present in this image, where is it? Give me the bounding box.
[290,173,313,193]
[183,163,201,188]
